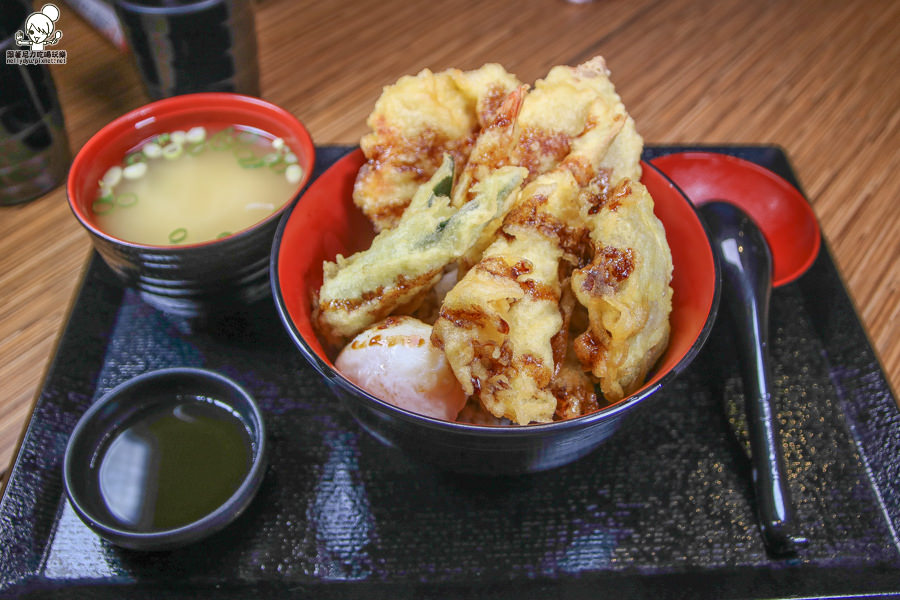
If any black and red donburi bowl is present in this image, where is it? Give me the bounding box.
[272,149,720,474]
[68,93,314,318]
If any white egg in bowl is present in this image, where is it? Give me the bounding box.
[335,316,467,422]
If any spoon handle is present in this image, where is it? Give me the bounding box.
[700,201,808,555]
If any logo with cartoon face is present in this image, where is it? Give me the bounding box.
[15,4,63,52]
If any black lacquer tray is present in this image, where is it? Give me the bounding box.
[1,146,898,599]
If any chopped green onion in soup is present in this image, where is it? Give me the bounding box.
[91,125,302,245]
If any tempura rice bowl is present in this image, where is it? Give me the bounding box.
[272,149,719,474]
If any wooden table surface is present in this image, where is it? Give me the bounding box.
[1,0,898,478]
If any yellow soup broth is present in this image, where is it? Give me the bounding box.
[93,127,300,245]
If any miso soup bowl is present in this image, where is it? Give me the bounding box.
[68,93,314,318]
[272,149,719,474]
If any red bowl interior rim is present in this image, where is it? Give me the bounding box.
[272,149,720,431]
[67,92,316,250]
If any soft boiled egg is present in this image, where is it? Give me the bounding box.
[335,316,467,421]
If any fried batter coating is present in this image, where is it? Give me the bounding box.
[433,171,589,424]
[316,157,526,348]
[456,396,509,426]
[551,280,601,419]
[594,114,643,185]
[552,358,601,419]
[454,57,635,272]
[572,179,673,401]
[432,236,563,424]
[516,56,629,179]
[450,63,523,128]
[354,64,521,230]
[451,85,527,208]
[451,57,631,206]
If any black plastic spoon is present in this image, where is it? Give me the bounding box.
[699,201,809,555]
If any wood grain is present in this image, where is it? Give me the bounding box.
[0,0,897,475]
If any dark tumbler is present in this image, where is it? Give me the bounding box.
[1,0,71,205]
[113,0,260,100]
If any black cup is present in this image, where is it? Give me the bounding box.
[0,0,71,205]
[113,0,260,100]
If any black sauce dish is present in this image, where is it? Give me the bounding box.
[271,149,721,475]
[66,92,314,318]
[63,368,267,551]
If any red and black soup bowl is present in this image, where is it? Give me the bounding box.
[68,93,314,318]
